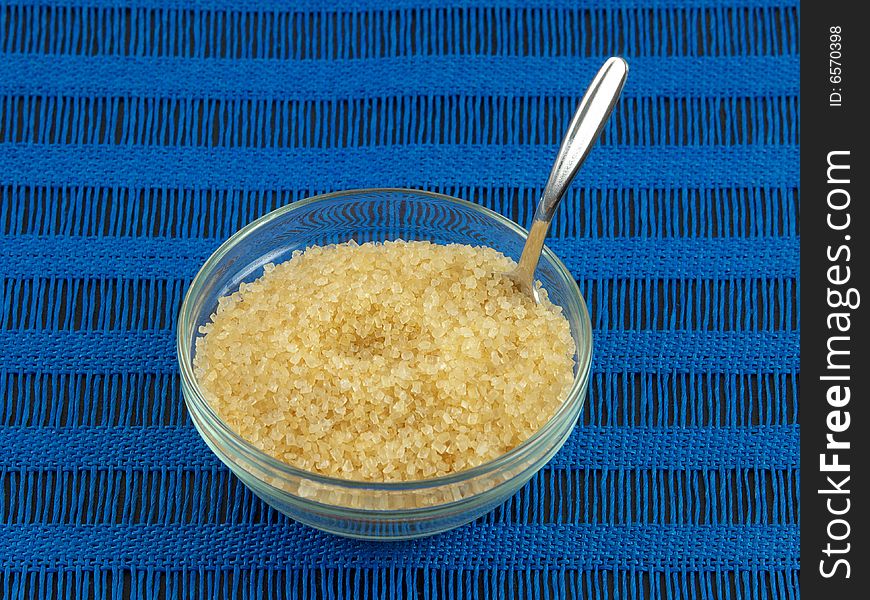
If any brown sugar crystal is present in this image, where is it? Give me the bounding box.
[193,240,576,482]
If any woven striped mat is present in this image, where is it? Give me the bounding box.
[0,1,799,598]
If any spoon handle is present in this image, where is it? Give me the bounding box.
[509,58,627,296]
[535,57,628,223]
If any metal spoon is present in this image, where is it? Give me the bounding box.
[506,57,628,302]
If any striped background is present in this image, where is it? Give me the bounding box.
[0,1,799,598]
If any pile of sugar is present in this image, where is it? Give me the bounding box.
[194,240,576,482]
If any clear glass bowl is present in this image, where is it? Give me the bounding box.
[177,188,592,539]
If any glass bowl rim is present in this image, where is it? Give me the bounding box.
[177,187,593,492]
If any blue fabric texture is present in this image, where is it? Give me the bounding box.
[0,1,799,598]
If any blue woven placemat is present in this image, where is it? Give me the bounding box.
[0,1,799,598]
